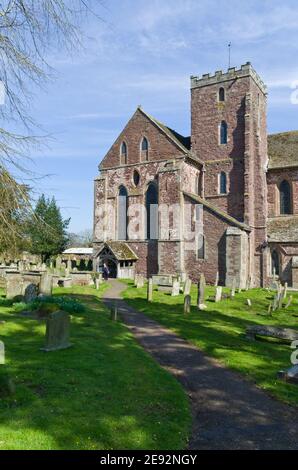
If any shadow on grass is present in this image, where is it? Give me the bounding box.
[0,291,190,450]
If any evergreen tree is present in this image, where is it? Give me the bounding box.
[28,194,70,260]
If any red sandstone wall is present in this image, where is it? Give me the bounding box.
[100,108,185,169]
[267,168,298,217]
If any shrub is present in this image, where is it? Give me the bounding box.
[0,369,15,398]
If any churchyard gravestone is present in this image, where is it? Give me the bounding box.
[41,310,72,352]
[278,365,298,385]
[284,295,293,309]
[136,275,144,289]
[183,278,192,296]
[197,274,207,310]
[246,299,252,307]
[268,302,273,316]
[147,278,153,302]
[24,283,38,303]
[246,325,298,343]
[171,280,180,297]
[39,272,53,296]
[230,278,236,298]
[278,290,284,309]
[95,278,100,290]
[272,294,279,312]
[58,278,72,288]
[5,271,23,299]
[215,286,222,303]
[110,304,118,321]
[184,295,191,314]
[283,283,288,299]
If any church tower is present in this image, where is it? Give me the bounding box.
[190,63,268,286]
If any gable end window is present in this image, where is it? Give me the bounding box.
[141,137,149,161]
[120,141,127,165]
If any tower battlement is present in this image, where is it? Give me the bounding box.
[190,62,267,94]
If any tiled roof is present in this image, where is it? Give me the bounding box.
[268,131,298,169]
[267,216,298,243]
[183,191,251,231]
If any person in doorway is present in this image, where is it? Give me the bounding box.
[103,262,109,281]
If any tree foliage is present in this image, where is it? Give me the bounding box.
[28,194,70,260]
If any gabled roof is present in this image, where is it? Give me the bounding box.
[267,216,298,243]
[138,107,191,154]
[268,131,298,169]
[183,191,251,232]
[97,242,138,261]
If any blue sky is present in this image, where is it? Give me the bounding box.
[25,0,298,232]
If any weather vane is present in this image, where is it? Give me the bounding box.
[228,42,231,68]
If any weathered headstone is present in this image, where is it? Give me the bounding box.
[110,305,118,321]
[5,272,23,299]
[0,341,4,365]
[230,278,236,298]
[136,275,144,288]
[56,256,62,270]
[41,311,71,352]
[278,290,283,309]
[246,299,252,307]
[215,286,222,303]
[95,278,100,290]
[278,364,298,384]
[283,283,288,299]
[24,283,38,303]
[184,295,191,314]
[183,278,192,296]
[268,302,273,316]
[39,272,53,296]
[197,274,207,310]
[171,280,180,297]
[284,295,293,309]
[147,278,153,302]
[272,294,279,312]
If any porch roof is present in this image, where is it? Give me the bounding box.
[98,242,138,261]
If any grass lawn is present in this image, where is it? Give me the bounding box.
[123,281,298,407]
[0,285,190,450]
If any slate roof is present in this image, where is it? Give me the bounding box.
[267,216,298,243]
[183,191,251,231]
[138,107,191,153]
[98,242,138,261]
[268,131,298,169]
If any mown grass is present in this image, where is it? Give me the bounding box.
[123,281,298,407]
[0,284,190,450]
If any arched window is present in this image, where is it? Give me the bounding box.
[146,183,158,239]
[219,172,227,194]
[220,121,228,145]
[219,87,225,102]
[197,233,205,259]
[279,180,292,215]
[118,186,128,240]
[271,250,279,276]
[141,137,149,161]
[120,141,127,164]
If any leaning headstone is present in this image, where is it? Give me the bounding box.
[183,278,192,296]
[215,286,222,303]
[284,295,293,309]
[171,280,180,297]
[246,299,252,307]
[278,290,284,309]
[184,295,191,314]
[278,364,298,385]
[267,302,273,316]
[147,278,153,302]
[197,274,207,310]
[41,311,72,352]
[24,283,38,303]
[95,278,100,290]
[39,272,53,296]
[214,271,219,287]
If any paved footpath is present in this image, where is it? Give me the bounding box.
[103,279,298,450]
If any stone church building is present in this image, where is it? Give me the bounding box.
[93,62,298,288]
